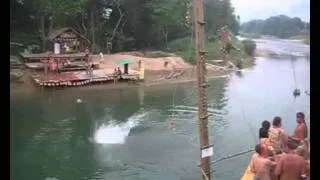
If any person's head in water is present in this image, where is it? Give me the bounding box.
[273,116,282,127]
[259,128,269,138]
[76,97,82,103]
[296,112,305,124]
[261,120,271,130]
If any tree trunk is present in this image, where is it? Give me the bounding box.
[90,11,95,52]
[82,13,87,37]
[40,15,46,51]
[164,27,168,48]
[162,26,168,48]
[48,17,54,36]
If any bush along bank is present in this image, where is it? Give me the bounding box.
[166,34,256,68]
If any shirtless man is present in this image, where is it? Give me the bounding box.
[248,145,260,171]
[291,112,308,142]
[168,120,176,130]
[241,144,260,180]
[296,147,310,179]
[259,129,274,154]
[259,120,271,139]
[251,143,276,180]
[290,112,309,159]
[85,47,90,62]
[268,117,286,153]
[270,150,286,180]
[275,140,307,180]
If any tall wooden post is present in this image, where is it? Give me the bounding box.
[192,0,212,179]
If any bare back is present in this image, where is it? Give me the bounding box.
[249,153,259,170]
[269,127,284,151]
[275,153,307,180]
[252,156,275,180]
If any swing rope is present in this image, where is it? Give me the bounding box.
[170,19,195,119]
[230,73,258,145]
[211,149,255,165]
[291,56,298,89]
[171,84,178,118]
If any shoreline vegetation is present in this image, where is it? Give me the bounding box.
[10,0,256,95]
[239,15,309,45]
[11,33,309,96]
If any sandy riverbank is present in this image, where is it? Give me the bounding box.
[10,51,239,96]
[10,66,233,96]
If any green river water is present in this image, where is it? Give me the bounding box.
[11,39,310,180]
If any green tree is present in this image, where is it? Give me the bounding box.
[240,15,308,38]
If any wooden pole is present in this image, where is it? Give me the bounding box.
[192,0,211,179]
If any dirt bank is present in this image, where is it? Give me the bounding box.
[92,53,192,73]
[10,67,231,96]
[10,52,235,96]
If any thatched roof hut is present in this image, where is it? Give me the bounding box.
[47,27,90,53]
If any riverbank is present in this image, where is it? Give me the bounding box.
[10,66,233,97]
[11,49,250,96]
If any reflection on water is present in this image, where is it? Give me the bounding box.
[11,40,309,180]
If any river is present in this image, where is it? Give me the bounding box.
[10,39,310,180]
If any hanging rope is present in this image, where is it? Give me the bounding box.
[291,56,298,89]
[290,52,301,97]
[229,73,258,145]
[171,84,178,117]
[210,149,254,165]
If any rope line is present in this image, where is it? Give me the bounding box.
[171,84,178,118]
[229,73,258,145]
[211,149,254,165]
[290,52,298,89]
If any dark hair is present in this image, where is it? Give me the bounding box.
[287,139,298,150]
[259,128,269,138]
[275,149,283,155]
[261,120,270,130]
[255,144,261,154]
[297,112,305,119]
[273,116,282,127]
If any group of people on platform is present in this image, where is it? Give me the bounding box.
[243,112,309,180]
[44,47,92,75]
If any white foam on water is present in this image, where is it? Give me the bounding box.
[93,112,147,144]
[45,178,59,180]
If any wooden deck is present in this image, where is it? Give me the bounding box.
[21,52,86,59]
[32,70,139,87]
[25,61,99,71]
[20,52,86,62]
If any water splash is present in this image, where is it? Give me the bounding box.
[93,112,148,144]
[45,178,59,180]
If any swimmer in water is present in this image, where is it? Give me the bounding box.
[76,97,82,103]
[168,120,176,130]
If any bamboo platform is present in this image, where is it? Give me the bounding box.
[20,52,86,59]
[25,61,99,71]
[20,52,86,62]
[32,70,139,87]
